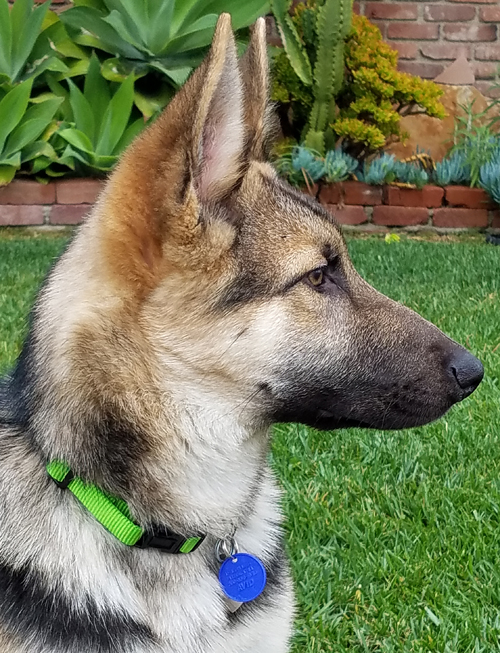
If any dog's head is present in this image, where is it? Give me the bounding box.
[73,14,482,434]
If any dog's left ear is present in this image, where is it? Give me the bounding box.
[189,13,246,202]
[240,17,271,160]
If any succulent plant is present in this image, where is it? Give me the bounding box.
[359,153,396,186]
[323,148,358,183]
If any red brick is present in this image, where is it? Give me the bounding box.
[472,61,498,79]
[444,23,497,41]
[56,179,104,204]
[392,42,419,59]
[325,205,368,225]
[344,181,382,206]
[480,6,500,21]
[475,44,500,60]
[50,204,90,225]
[0,180,55,204]
[398,61,444,78]
[433,208,488,228]
[449,0,496,3]
[373,206,428,226]
[421,43,471,59]
[353,1,361,14]
[384,185,444,208]
[0,205,44,225]
[424,5,476,21]
[365,3,418,20]
[446,186,494,208]
[387,23,439,40]
[491,212,500,229]
[319,181,382,206]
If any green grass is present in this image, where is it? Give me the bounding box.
[0,231,499,652]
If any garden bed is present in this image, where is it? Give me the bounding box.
[0,179,499,231]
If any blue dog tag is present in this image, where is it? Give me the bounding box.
[218,553,267,603]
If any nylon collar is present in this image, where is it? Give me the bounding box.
[47,461,205,554]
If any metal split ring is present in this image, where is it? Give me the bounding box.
[215,536,239,562]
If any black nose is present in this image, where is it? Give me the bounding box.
[449,349,484,398]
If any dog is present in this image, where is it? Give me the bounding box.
[0,14,484,653]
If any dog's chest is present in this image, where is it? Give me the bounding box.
[122,467,293,653]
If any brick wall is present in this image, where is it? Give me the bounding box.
[354,0,500,97]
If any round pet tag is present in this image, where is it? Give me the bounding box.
[218,553,267,603]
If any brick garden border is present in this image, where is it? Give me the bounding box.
[0,179,499,232]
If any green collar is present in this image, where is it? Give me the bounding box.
[47,461,204,554]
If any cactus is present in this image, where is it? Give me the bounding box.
[270,0,353,154]
[305,0,352,154]
[270,0,312,85]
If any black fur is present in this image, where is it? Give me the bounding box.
[0,562,155,652]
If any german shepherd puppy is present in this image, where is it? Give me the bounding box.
[0,14,483,653]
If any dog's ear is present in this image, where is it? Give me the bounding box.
[189,13,245,202]
[98,14,246,295]
[240,17,271,160]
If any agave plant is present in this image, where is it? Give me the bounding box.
[0,0,69,90]
[52,54,146,174]
[60,0,269,90]
[0,79,62,184]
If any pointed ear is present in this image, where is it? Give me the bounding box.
[240,18,272,160]
[190,13,246,202]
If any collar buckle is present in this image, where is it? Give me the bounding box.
[135,525,205,554]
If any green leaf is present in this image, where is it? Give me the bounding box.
[0,79,33,154]
[0,0,12,79]
[149,62,191,87]
[100,56,148,82]
[84,53,110,137]
[68,79,95,144]
[11,0,50,82]
[20,139,57,163]
[114,116,146,152]
[148,0,176,53]
[270,0,312,86]
[4,97,62,156]
[0,165,16,186]
[60,7,143,59]
[0,152,21,167]
[92,153,118,170]
[162,14,217,55]
[59,128,95,155]
[103,10,145,53]
[96,74,134,156]
[22,55,69,82]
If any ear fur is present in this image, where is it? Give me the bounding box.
[240,17,272,160]
[191,14,246,202]
[96,15,249,296]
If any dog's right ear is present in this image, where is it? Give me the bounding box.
[99,14,246,296]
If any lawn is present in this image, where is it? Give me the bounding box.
[0,230,499,652]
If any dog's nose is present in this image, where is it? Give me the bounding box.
[448,349,484,398]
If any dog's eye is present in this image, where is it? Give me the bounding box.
[306,268,325,288]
